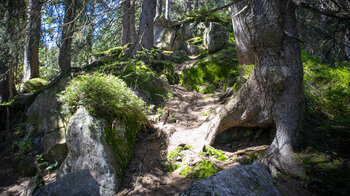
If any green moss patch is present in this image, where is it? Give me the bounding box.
[180,46,239,93]
[202,145,227,161]
[179,160,218,179]
[164,145,191,172]
[298,149,349,195]
[21,78,48,93]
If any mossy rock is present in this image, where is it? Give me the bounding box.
[20,78,48,93]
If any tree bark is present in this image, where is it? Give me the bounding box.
[165,0,170,20]
[230,0,254,65]
[186,0,192,14]
[201,0,304,177]
[86,0,95,63]
[23,0,42,82]
[58,0,77,72]
[122,0,131,46]
[194,0,199,10]
[137,0,156,50]
[155,0,162,19]
[130,0,137,43]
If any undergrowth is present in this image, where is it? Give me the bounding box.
[180,46,239,93]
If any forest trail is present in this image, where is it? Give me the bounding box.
[117,60,273,195]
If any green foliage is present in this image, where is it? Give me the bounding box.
[11,135,33,158]
[186,8,232,29]
[21,78,48,93]
[98,58,170,105]
[303,51,350,118]
[186,37,203,45]
[202,145,227,161]
[180,46,239,93]
[298,149,349,196]
[164,145,191,172]
[179,160,218,179]
[93,46,124,58]
[58,73,146,122]
[34,154,58,172]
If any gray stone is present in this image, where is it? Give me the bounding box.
[184,44,201,56]
[203,22,228,54]
[25,76,70,163]
[34,170,100,196]
[57,107,123,196]
[179,162,283,196]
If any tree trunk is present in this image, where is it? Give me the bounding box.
[86,0,95,64]
[23,0,42,82]
[130,0,137,43]
[58,0,77,72]
[155,0,162,19]
[194,0,199,10]
[230,0,254,65]
[165,0,170,20]
[186,0,192,14]
[122,0,131,46]
[201,0,304,177]
[137,0,156,50]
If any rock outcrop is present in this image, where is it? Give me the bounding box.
[179,162,283,196]
[203,22,228,54]
[154,17,183,50]
[25,76,70,164]
[57,106,129,196]
[34,170,100,196]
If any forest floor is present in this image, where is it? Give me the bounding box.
[117,60,311,195]
[0,60,311,196]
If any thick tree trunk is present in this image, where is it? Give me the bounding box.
[186,0,192,14]
[165,0,170,20]
[137,0,156,50]
[23,0,42,82]
[201,0,304,177]
[58,0,77,72]
[230,0,254,65]
[155,0,162,19]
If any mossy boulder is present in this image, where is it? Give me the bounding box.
[180,162,283,196]
[20,78,48,93]
[57,107,130,196]
[203,22,229,54]
[25,75,70,164]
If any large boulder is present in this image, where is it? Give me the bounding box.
[179,162,283,196]
[203,22,228,54]
[25,76,70,164]
[34,170,100,196]
[57,106,129,196]
[154,17,183,50]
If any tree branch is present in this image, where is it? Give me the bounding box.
[293,0,350,20]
